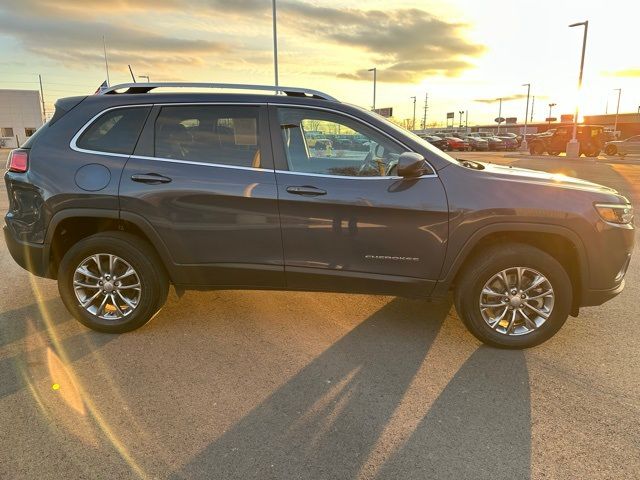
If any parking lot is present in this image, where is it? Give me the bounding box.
[1,150,639,479]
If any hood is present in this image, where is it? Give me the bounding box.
[479,162,618,195]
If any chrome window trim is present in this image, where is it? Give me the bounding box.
[68,102,438,179]
[70,104,153,157]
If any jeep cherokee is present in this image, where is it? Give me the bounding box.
[3,82,635,348]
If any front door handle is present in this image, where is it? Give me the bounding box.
[286,185,327,196]
[131,173,172,185]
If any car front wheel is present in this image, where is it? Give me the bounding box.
[454,243,572,349]
[58,232,169,333]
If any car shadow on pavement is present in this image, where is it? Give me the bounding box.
[170,298,531,480]
[0,297,71,348]
[375,346,530,480]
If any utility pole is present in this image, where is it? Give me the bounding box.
[530,95,535,122]
[410,96,416,130]
[102,35,110,86]
[139,75,150,82]
[368,68,377,110]
[272,0,279,89]
[521,83,531,150]
[422,92,428,129]
[567,20,589,157]
[613,88,622,137]
[38,74,46,123]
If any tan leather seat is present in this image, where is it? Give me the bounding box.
[252,150,261,168]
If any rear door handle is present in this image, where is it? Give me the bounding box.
[286,185,327,196]
[131,173,172,185]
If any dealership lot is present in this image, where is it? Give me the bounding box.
[1,151,639,479]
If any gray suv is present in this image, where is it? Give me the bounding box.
[3,83,635,348]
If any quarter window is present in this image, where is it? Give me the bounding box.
[77,107,150,155]
[154,106,263,168]
[277,107,407,177]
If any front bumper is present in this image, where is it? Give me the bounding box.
[581,280,626,307]
[3,225,51,278]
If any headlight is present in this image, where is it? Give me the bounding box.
[594,203,634,225]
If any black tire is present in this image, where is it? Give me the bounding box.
[58,232,169,333]
[530,143,545,155]
[454,243,572,349]
[604,145,617,156]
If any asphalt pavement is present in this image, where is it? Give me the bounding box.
[1,151,639,479]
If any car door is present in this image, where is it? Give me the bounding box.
[119,103,284,287]
[627,135,640,155]
[269,104,449,296]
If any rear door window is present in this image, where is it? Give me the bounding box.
[153,105,264,169]
[77,107,151,154]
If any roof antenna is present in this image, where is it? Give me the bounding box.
[128,65,137,83]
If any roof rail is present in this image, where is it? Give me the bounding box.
[99,82,338,101]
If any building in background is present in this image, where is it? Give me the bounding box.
[0,89,44,148]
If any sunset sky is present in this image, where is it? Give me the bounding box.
[1,0,638,126]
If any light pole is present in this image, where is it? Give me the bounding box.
[465,110,468,132]
[272,0,279,89]
[410,96,416,130]
[368,68,377,111]
[548,103,556,125]
[138,75,150,82]
[613,88,621,138]
[566,20,589,158]
[497,97,503,133]
[521,83,531,150]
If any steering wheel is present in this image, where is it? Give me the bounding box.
[357,150,379,176]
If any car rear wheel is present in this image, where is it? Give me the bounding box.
[605,145,617,156]
[454,243,572,349]
[530,143,545,155]
[58,232,169,333]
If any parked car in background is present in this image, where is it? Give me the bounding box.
[496,135,519,151]
[460,135,489,151]
[444,136,470,151]
[528,125,604,157]
[305,131,332,151]
[605,135,640,156]
[420,135,448,151]
[485,136,506,151]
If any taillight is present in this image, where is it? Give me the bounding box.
[7,149,29,173]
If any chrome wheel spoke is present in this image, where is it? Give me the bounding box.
[81,289,102,307]
[116,290,136,310]
[74,280,99,289]
[482,288,508,298]
[110,294,125,317]
[526,289,553,300]
[520,308,537,331]
[505,309,517,334]
[77,267,100,280]
[491,307,509,328]
[523,302,549,319]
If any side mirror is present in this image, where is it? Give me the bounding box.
[397,152,427,177]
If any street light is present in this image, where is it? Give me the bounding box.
[613,88,622,138]
[497,97,503,133]
[410,96,417,130]
[138,75,150,82]
[368,68,377,111]
[566,20,589,158]
[548,103,557,125]
[458,110,464,129]
[521,83,531,150]
[272,0,279,89]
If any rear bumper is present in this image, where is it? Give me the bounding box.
[3,225,52,278]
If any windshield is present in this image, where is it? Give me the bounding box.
[351,105,458,165]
